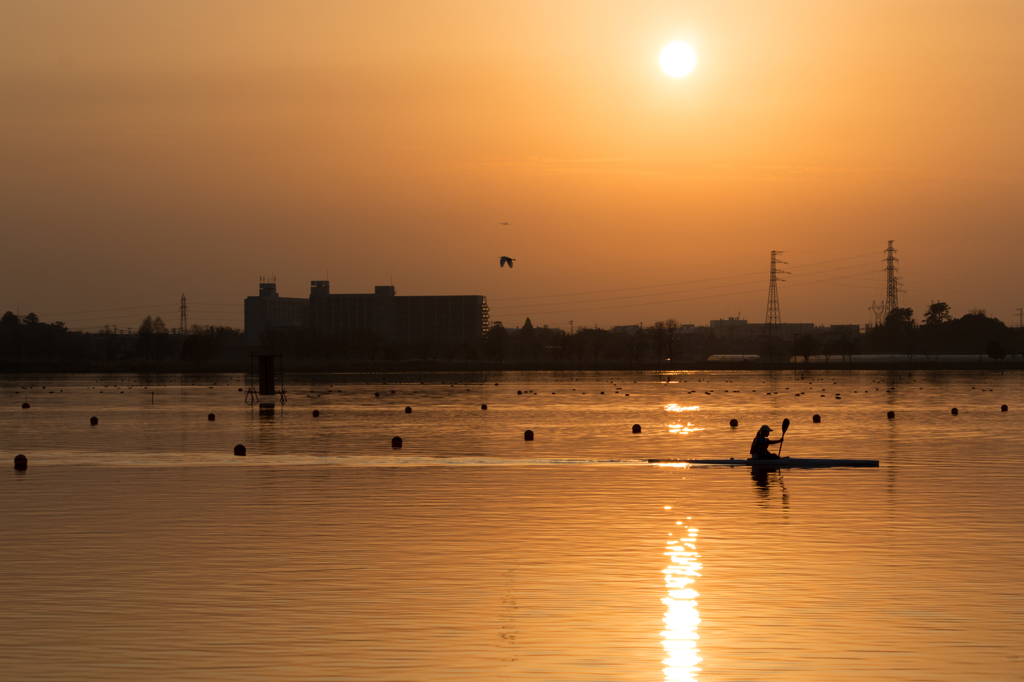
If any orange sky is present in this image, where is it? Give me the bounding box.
[1,0,1022,331]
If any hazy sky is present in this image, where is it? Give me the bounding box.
[2,1,1022,331]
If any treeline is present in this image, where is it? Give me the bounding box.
[860,303,1021,358]
[256,318,772,367]
[0,312,243,371]
[3,306,1021,372]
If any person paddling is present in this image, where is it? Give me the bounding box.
[750,424,783,460]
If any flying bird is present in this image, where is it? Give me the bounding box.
[498,221,511,226]
[499,256,516,268]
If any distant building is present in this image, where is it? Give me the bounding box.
[818,324,862,338]
[245,280,489,346]
[243,281,309,344]
[710,317,749,341]
[709,317,818,342]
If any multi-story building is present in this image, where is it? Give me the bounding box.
[243,280,309,345]
[246,280,489,346]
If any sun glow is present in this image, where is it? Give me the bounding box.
[660,41,697,78]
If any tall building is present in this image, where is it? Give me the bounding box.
[309,282,489,345]
[243,281,309,345]
[246,280,489,346]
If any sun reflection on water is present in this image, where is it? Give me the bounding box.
[662,525,702,681]
[668,423,704,435]
[664,404,700,413]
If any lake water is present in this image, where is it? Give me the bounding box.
[2,370,1022,681]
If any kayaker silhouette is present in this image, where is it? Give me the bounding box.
[750,424,783,459]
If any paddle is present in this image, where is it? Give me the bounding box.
[776,418,791,458]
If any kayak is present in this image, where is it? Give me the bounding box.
[648,457,879,468]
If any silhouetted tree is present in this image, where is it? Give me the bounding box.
[836,334,860,362]
[486,322,508,364]
[924,301,952,326]
[794,334,819,363]
[986,340,1007,361]
[652,319,681,364]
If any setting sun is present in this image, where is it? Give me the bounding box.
[660,41,697,77]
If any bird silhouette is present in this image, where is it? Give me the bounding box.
[499,256,516,268]
[498,221,511,226]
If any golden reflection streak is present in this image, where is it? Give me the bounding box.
[664,404,700,413]
[662,525,702,681]
[668,423,704,435]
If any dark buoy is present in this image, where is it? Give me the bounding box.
[233,444,246,457]
[208,413,216,421]
[14,454,27,470]
[951,408,958,415]
[404,406,412,414]
[391,436,403,448]
[238,387,243,392]
[1002,404,1009,412]
[517,390,522,395]
[90,416,99,426]
[375,392,380,397]
[632,424,641,434]
[312,409,320,417]
[481,404,487,410]
[812,414,821,423]
[524,429,534,441]
[21,403,29,409]
[887,411,895,420]
[729,419,738,427]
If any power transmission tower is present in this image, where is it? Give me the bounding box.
[880,240,902,321]
[1017,307,1023,328]
[764,251,787,361]
[868,300,883,328]
[180,294,188,334]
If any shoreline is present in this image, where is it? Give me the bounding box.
[2,360,1023,375]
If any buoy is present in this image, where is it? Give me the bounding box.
[391,436,403,448]
[600,391,605,394]
[524,430,534,441]
[233,444,246,457]
[887,411,895,419]
[812,414,821,423]
[14,454,27,470]
[404,406,412,414]
[312,410,320,417]
[481,404,487,410]
[1002,404,1009,412]
[21,403,29,409]
[90,416,98,425]
[208,413,216,421]
[951,408,958,415]
[729,419,738,427]
[375,392,380,397]
[238,388,243,392]
[517,390,522,395]
[391,390,396,394]
[632,424,641,434]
